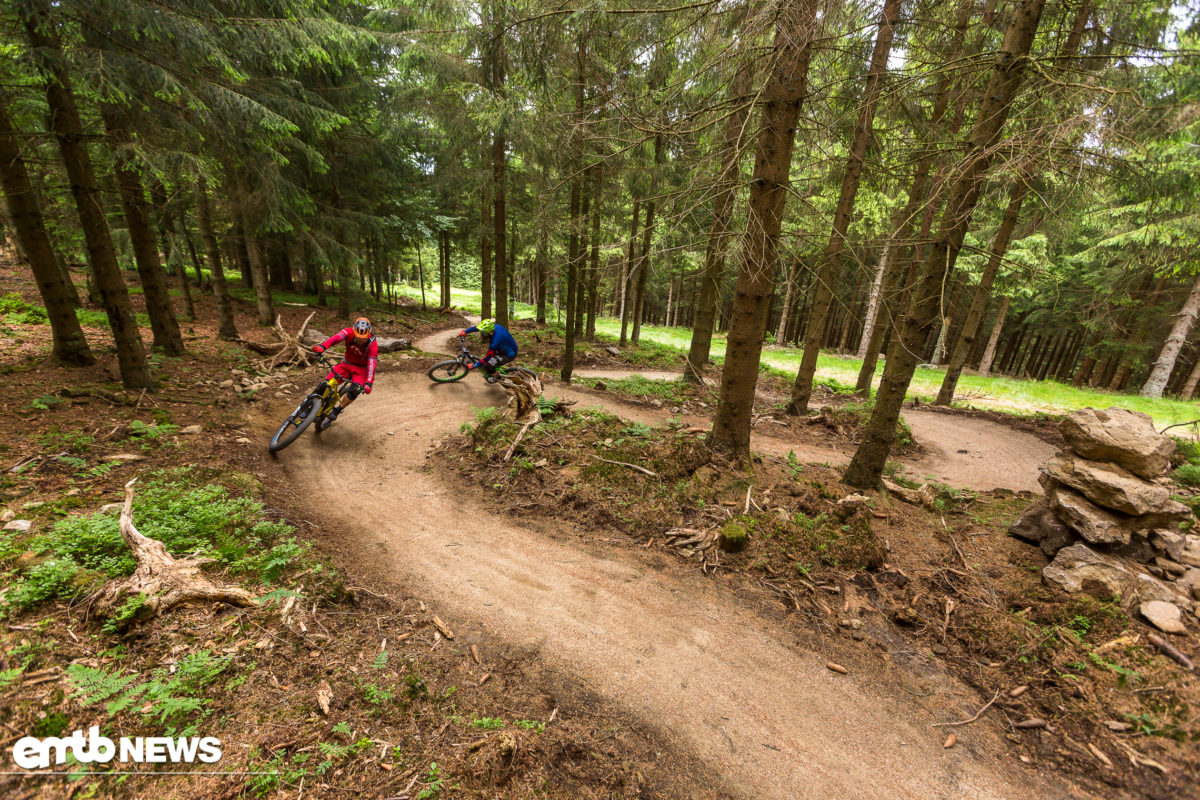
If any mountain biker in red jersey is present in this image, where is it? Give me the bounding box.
[310,316,377,421]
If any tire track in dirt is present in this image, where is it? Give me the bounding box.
[263,331,1084,799]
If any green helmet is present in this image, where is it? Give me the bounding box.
[477,319,495,334]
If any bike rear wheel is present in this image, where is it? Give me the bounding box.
[268,395,318,453]
[428,360,469,383]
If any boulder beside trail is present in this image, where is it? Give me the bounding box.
[1059,407,1173,479]
[1039,453,1182,518]
[1045,483,1132,545]
[1043,543,1136,601]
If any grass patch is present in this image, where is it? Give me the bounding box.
[579,375,691,405]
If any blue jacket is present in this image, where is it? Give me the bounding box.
[465,323,518,359]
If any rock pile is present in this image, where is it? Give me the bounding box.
[1009,407,1198,635]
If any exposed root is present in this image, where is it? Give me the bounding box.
[97,480,256,623]
[498,370,544,425]
[241,312,318,371]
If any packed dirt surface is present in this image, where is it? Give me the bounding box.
[415,329,1057,493]
[263,332,1092,800]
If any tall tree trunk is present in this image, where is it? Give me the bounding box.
[1180,353,1200,400]
[686,60,753,381]
[575,165,593,336]
[845,0,1047,489]
[1141,272,1200,398]
[491,1,508,326]
[935,183,1027,402]
[193,178,235,338]
[481,138,492,319]
[561,33,586,382]
[21,0,150,388]
[0,88,92,365]
[632,134,664,345]
[976,295,1010,376]
[857,240,892,357]
[535,166,548,324]
[851,0,974,396]
[789,0,902,414]
[711,0,820,454]
[775,257,800,345]
[102,109,185,354]
[619,195,640,346]
[586,161,602,340]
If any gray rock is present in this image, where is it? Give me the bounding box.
[1043,543,1136,601]
[1139,600,1187,634]
[377,336,411,353]
[179,424,202,435]
[604,346,621,356]
[1009,502,1051,543]
[1179,569,1200,601]
[1179,534,1200,568]
[1040,518,1076,559]
[1151,529,1187,561]
[2,519,31,532]
[1046,483,1131,545]
[1133,573,1193,612]
[1112,534,1156,564]
[1155,556,1188,577]
[1039,453,1184,518]
[1060,407,1174,479]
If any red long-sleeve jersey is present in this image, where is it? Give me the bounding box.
[320,328,378,384]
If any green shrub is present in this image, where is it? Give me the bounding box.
[0,293,48,324]
[14,469,303,613]
[1174,463,1200,488]
[7,559,82,609]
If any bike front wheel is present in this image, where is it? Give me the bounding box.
[428,360,469,383]
[269,395,318,453]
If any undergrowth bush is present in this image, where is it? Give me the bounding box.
[5,468,305,615]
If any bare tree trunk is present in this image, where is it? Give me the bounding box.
[632,134,663,345]
[0,88,92,365]
[481,138,492,319]
[21,0,150,388]
[562,33,586,382]
[619,195,640,346]
[491,1,508,326]
[686,60,753,381]
[104,109,185,354]
[936,184,1027,401]
[535,167,548,324]
[857,241,891,357]
[586,161,602,340]
[976,295,1010,376]
[845,0,1047,489]
[711,0,820,454]
[789,0,902,413]
[775,257,799,345]
[1180,353,1200,400]
[1141,272,1200,398]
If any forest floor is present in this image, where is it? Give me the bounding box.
[0,264,716,799]
[2,264,1196,800]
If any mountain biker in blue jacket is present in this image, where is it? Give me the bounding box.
[458,319,518,383]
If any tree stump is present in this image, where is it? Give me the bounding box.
[97,480,256,621]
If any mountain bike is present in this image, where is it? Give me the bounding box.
[268,355,351,453]
[427,335,537,384]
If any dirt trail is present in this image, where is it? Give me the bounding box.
[415,329,1054,493]
[265,332,1085,799]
